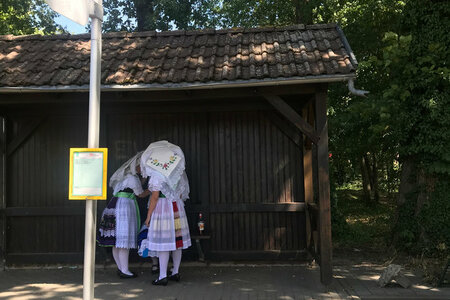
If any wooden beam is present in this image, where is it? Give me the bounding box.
[209,203,305,213]
[0,117,5,269]
[209,250,308,261]
[6,116,46,156]
[302,101,314,252]
[0,84,316,105]
[264,111,302,148]
[5,252,85,265]
[3,203,305,216]
[315,84,332,285]
[262,94,320,144]
[4,206,86,216]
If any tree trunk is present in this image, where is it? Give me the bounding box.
[372,152,380,203]
[415,169,436,243]
[397,158,416,207]
[292,0,314,24]
[360,155,371,203]
[393,157,436,246]
[134,0,155,31]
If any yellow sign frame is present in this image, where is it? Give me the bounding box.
[69,148,108,200]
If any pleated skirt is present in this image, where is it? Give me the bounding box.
[145,197,191,252]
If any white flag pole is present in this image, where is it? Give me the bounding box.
[45,1,103,299]
[45,0,103,300]
[84,2,103,299]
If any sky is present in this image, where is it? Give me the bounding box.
[55,15,88,34]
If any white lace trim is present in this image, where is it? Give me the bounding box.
[98,207,116,237]
[99,228,115,237]
[115,239,137,249]
[113,174,144,195]
[140,140,185,191]
[109,151,143,189]
[103,208,115,215]
[178,171,190,201]
[146,169,190,201]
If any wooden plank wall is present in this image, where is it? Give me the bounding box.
[208,111,306,258]
[6,113,88,261]
[103,111,209,238]
[0,117,5,267]
[4,99,307,263]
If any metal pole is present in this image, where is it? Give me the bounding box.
[83,13,102,300]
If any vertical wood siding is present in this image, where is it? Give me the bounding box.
[208,111,305,253]
[6,114,87,255]
[5,102,306,263]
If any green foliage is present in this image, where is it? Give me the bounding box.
[332,189,395,249]
[102,0,222,32]
[395,189,420,250]
[219,0,296,27]
[418,180,450,255]
[395,177,450,255]
[0,0,62,35]
[101,0,325,31]
[330,179,349,240]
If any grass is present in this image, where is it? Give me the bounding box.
[332,188,396,251]
[332,188,448,285]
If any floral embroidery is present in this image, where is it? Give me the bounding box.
[149,154,178,170]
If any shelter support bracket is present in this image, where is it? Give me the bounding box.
[262,94,320,144]
[6,116,46,156]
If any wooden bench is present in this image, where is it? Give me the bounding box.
[191,235,210,262]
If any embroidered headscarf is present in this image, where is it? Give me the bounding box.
[140,140,185,191]
[109,151,143,191]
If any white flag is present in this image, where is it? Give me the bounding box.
[45,0,90,26]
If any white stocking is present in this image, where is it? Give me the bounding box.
[112,247,121,271]
[118,248,132,275]
[158,251,170,280]
[171,249,182,275]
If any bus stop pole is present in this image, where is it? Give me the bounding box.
[83,11,102,300]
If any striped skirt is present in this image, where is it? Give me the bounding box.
[145,197,191,252]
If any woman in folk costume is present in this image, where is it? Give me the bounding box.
[141,141,191,286]
[97,151,151,278]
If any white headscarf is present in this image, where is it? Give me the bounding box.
[109,151,143,191]
[140,140,185,191]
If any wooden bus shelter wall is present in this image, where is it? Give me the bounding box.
[0,88,315,265]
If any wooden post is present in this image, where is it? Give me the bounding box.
[314,84,332,285]
[0,117,6,270]
[302,102,314,251]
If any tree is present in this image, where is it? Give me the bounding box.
[323,0,406,204]
[381,0,450,253]
[101,0,324,32]
[0,0,62,35]
[102,0,222,32]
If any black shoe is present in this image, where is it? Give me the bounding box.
[168,272,180,282]
[118,270,138,279]
[152,277,168,286]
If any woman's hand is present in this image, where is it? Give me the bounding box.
[145,191,160,227]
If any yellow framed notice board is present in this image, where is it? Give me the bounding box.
[69,148,108,200]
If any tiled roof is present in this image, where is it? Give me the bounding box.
[0,24,356,89]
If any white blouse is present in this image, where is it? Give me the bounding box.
[147,170,189,201]
[113,174,144,196]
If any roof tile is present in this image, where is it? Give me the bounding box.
[1,24,356,87]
